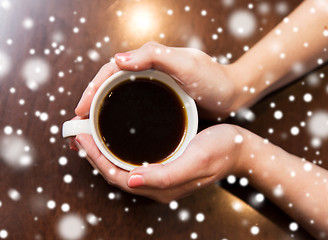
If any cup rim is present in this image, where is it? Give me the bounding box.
[89,70,198,171]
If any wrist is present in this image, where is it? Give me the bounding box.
[232,127,289,179]
[231,127,268,177]
[226,58,265,112]
[227,126,255,177]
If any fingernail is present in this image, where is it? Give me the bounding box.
[69,138,78,151]
[69,143,78,152]
[128,174,144,188]
[115,52,132,62]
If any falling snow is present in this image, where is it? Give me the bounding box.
[304,162,313,172]
[239,177,249,187]
[190,232,198,239]
[237,108,256,122]
[8,188,21,201]
[22,57,51,90]
[87,49,101,62]
[289,222,299,231]
[257,2,270,15]
[290,126,300,136]
[232,201,243,212]
[78,149,87,158]
[273,185,284,197]
[250,226,260,235]
[255,193,265,203]
[275,2,289,15]
[195,213,205,222]
[36,187,43,193]
[169,201,179,210]
[178,209,190,221]
[274,110,283,120]
[228,10,257,38]
[61,203,70,212]
[108,192,116,200]
[0,134,33,169]
[222,0,235,8]
[50,125,59,134]
[186,36,204,50]
[303,93,313,102]
[63,174,73,183]
[0,229,8,239]
[22,18,34,29]
[86,213,99,226]
[47,200,56,209]
[227,175,236,184]
[57,214,86,240]
[307,111,328,138]
[146,227,154,235]
[234,134,243,143]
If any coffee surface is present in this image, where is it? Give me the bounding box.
[98,78,186,165]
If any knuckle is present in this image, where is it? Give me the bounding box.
[180,49,206,82]
[197,149,211,167]
[185,53,198,70]
[188,48,206,61]
[191,48,212,65]
[143,41,165,59]
[189,48,206,58]
[158,170,173,189]
[222,124,242,139]
[143,41,160,51]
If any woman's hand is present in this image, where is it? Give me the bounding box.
[75,42,246,120]
[74,61,121,117]
[74,124,248,203]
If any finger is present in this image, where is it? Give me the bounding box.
[75,134,130,187]
[71,135,99,171]
[126,124,242,189]
[74,134,171,197]
[160,174,216,202]
[134,174,216,204]
[73,133,106,175]
[74,135,216,203]
[126,136,213,189]
[75,61,121,117]
[114,41,208,86]
[69,137,78,151]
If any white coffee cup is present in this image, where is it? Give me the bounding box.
[62,70,198,171]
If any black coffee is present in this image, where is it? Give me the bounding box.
[98,78,186,166]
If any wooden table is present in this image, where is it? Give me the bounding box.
[0,0,326,239]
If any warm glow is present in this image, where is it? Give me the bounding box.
[112,3,161,45]
[129,7,155,33]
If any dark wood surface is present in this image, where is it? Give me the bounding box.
[0,0,326,239]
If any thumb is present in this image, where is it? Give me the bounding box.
[126,142,210,189]
[126,124,242,189]
[114,41,204,85]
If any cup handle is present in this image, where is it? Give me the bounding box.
[62,119,92,138]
